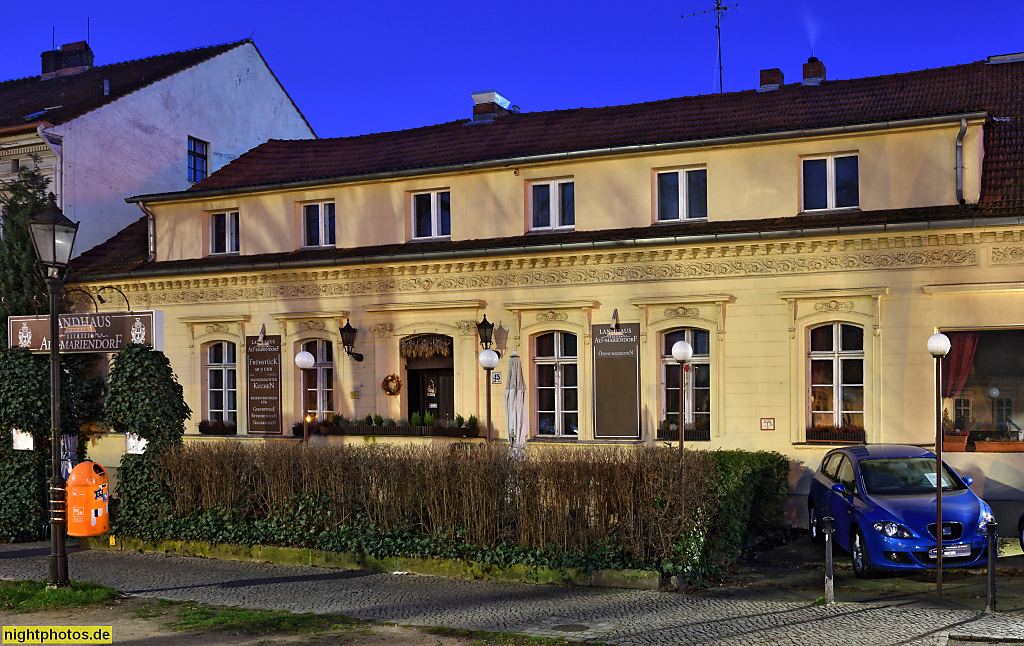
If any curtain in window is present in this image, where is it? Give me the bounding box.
[942,331,978,399]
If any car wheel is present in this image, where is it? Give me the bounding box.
[851,527,875,579]
[808,501,825,544]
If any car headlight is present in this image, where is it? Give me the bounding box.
[873,521,913,539]
[979,508,995,534]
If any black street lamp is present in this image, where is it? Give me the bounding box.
[928,332,951,597]
[27,193,79,588]
[339,319,363,362]
[476,315,500,441]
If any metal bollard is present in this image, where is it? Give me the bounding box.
[985,520,997,613]
[823,516,835,606]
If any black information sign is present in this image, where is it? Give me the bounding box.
[246,335,282,434]
[592,323,640,439]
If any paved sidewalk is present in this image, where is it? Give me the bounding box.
[2,542,1023,645]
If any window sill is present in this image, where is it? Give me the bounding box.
[527,227,575,234]
[799,207,861,216]
[410,235,452,242]
[528,435,578,443]
[207,252,240,257]
[653,217,708,225]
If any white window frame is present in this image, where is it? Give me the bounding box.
[534,331,578,437]
[411,190,451,239]
[656,167,708,221]
[301,339,334,421]
[953,396,973,427]
[302,201,336,248]
[207,341,237,423]
[529,179,575,231]
[808,322,865,429]
[210,211,239,255]
[659,328,711,435]
[801,153,859,212]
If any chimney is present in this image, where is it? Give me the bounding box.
[802,56,825,86]
[41,42,94,80]
[471,90,514,122]
[758,68,784,92]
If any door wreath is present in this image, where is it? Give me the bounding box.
[381,373,402,396]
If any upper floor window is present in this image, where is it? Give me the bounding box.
[802,154,858,211]
[534,331,578,436]
[300,339,334,420]
[188,137,208,183]
[530,180,575,231]
[809,322,864,429]
[657,168,707,221]
[211,211,239,255]
[207,341,237,422]
[413,190,450,239]
[303,202,336,247]
[661,328,712,439]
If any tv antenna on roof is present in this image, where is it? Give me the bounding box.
[682,0,738,94]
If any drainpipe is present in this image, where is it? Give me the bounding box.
[956,118,967,205]
[36,123,63,208]
[137,201,156,262]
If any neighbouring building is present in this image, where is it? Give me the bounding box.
[0,39,314,253]
[67,54,1024,526]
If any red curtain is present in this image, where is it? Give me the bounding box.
[942,331,978,399]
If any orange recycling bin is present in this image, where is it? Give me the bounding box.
[67,461,109,537]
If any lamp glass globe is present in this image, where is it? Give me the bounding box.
[294,350,315,370]
[927,333,951,357]
[479,349,499,369]
[671,340,693,363]
[988,386,1000,400]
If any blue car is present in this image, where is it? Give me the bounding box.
[807,444,994,578]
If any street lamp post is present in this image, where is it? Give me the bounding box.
[987,387,1000,435]
[27,193,79,588]
[476,316,500,442]
[927,332,951,597]
[295,350,315,442]
[671,340,693,513]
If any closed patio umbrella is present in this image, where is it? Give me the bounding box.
[505,351,527,449]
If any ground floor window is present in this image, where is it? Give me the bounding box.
[943,330,1024,449]
[808,322,864,430]
[207,341,236,422]
[535,331,578,436]
[301,339,334,420]
[660,328,711,439]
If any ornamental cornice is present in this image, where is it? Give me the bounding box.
[77,244,977,308]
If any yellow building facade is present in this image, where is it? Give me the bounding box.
[70,57,1024,525]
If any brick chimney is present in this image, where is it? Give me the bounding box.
[802,56,825,86]
[41,42,95,80]
[758,68,784,92]
[471,90,515,122]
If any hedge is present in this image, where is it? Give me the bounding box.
[113,442,790,583]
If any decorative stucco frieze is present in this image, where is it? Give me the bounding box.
[87,245,978,307]
[664,307,700,319]
[205,323,229,334]
[536,311,569,323]
[991,246,1024,265]
[298,320,326,332]
[455,321,477,336]
[371,323,393,339]
[813,300,855,312]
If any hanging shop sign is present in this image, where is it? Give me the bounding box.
[592,323,641,439]
[7,311,163,353]
[246,335,282,435]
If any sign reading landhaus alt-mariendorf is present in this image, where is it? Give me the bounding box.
[592,323,640,439]
[7,311,164,353]
[246,335,283,434]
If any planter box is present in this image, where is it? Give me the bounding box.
[655,427,712,442]
[324,424,481,438]
[973,440,1024,453]
[805,428,866,444]
[942,435,969,452]
[198,421,237,436]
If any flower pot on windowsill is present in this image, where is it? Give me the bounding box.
[198,420,237,435]
[942,434,969,452]
[973,440,1024,453]
[805,425,866,444]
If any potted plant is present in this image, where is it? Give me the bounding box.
[198,419,237,435]
[805,424,866,444]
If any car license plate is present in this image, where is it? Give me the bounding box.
[928,544,971,559]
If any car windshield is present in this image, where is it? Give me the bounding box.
[859,457,967,496]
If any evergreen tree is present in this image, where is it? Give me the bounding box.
[0,163,51,346]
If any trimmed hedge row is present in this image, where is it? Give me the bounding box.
[113,442,790,583]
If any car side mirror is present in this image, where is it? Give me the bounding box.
[831,483,847,494]
[963,476,973,486]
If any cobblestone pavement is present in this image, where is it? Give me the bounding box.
[2,543,1023,645]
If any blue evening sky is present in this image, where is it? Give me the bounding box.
[3,1,1023,139]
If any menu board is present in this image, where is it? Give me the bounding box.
[592,323,640,439]
[246,335,282,434]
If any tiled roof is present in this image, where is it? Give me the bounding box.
[181,58,1023,214]
[0,41,247,131]
[70,204,979,279]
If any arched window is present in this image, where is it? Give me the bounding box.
[808,323,864,428]
[207,341,237,422]
[534,331,578,436]
[301,339,334,420]
[661,328,711,437]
